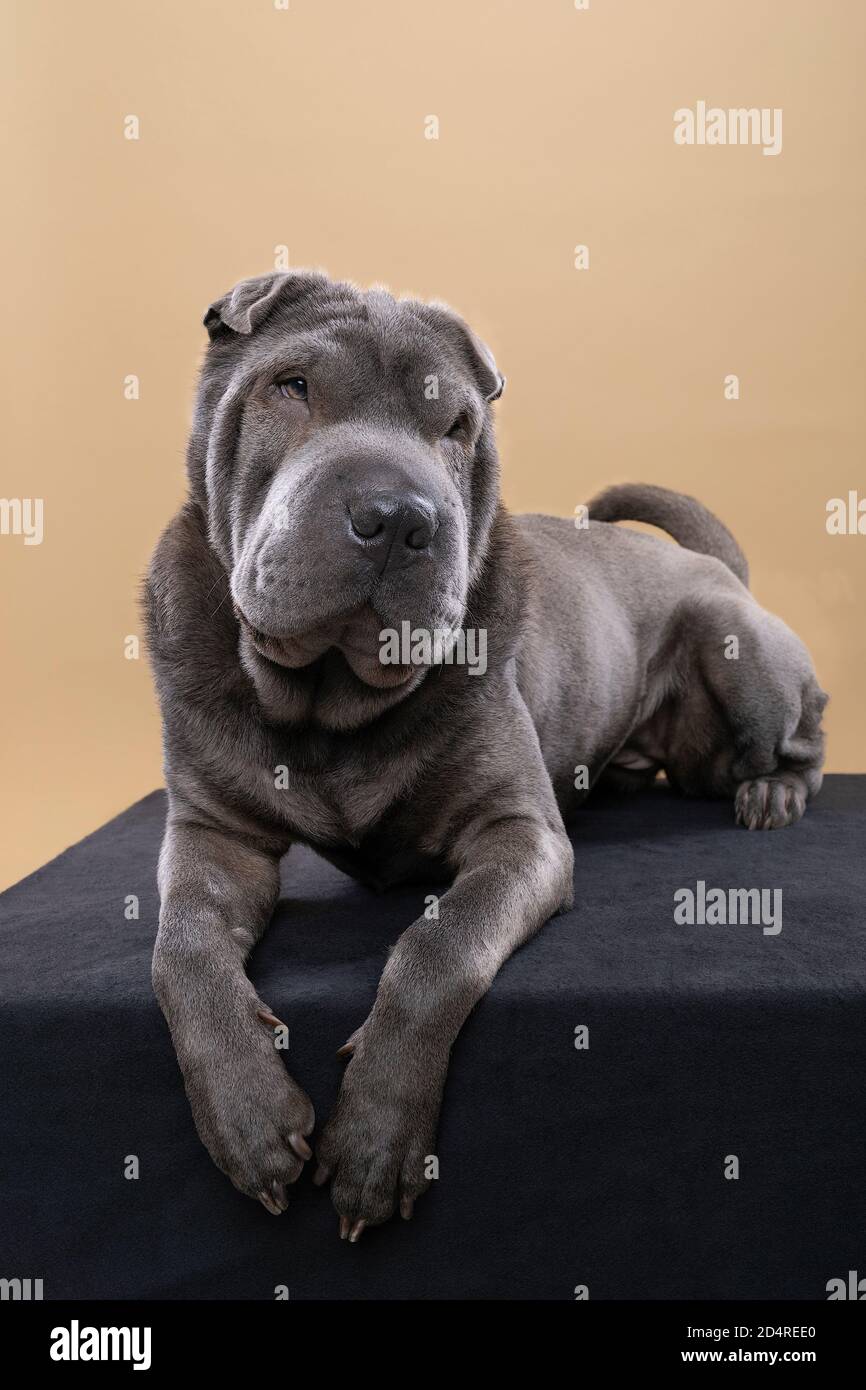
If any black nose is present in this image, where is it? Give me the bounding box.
[346,491,439,555]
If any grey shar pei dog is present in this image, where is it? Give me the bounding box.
[145,270,827,1241]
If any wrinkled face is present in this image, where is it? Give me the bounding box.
[197,273,503,704]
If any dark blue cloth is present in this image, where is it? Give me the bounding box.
[1,777,863,1300]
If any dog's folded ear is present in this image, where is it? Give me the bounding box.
[424,302,505,403]
[485,367,506,402]
[204,271,313,339]
[472,332,506,401]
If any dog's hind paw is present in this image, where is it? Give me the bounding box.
[735,775,807,830]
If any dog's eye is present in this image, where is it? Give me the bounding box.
[279,377,308,401]
[446,414,468,439]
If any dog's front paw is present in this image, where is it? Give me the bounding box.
[181,1001,315,1215]
[314,1041,445,1240]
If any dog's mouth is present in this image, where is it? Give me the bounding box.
[235,603,416,689]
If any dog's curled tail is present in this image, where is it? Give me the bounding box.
[587,482,749,587]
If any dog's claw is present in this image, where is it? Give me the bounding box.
[257,1007,285,1030]
[312,1163,330,1187]
[288,1131,312,1162]
[339,1216,351,1240]
[348,1219,366,1243]
[400,1195,414,1221]
[336,1024,366,1059]
[259,1188,283,1216]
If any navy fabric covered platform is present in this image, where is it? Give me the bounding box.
[1,777,864,1300]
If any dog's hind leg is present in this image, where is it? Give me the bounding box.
[730,676,827,829]
[676,590,828,830]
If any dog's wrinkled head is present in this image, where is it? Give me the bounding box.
[189,270,504,721]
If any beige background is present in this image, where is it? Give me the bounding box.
[2,0,864,890]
